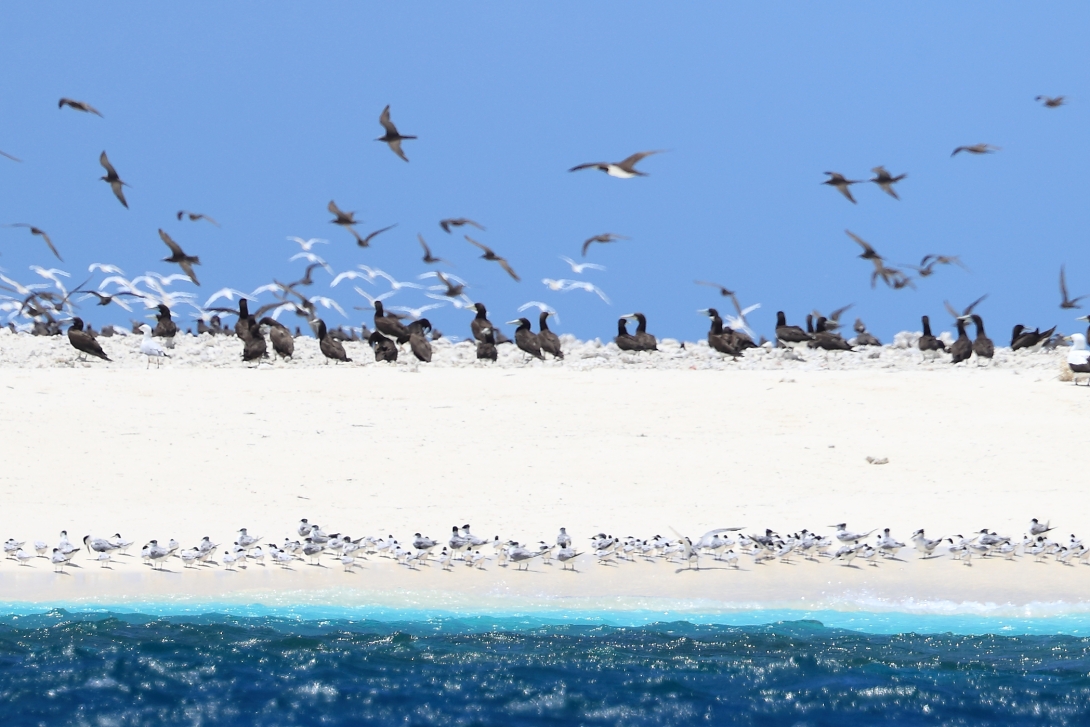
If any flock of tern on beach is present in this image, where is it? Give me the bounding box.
[3,95,1090,372]
[2,518,1084,574]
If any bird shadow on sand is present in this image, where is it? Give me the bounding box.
[673,565,738,574]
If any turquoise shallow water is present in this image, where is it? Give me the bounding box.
[2,604,1090,725]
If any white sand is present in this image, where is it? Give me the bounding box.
[1,331,1087,612]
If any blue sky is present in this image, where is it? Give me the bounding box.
[1,3,1088,342]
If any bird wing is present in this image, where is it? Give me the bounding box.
[378,105,398,136]
[0,150,21,162]
[99,151,118,176]
[829,303,854,321]
[361,224,396,246]
[110,181,128,208]
[439,219,453,233]
[464,235,492,255]
[327,200,347,219]
[386,139,409,162]
[194,213,219,227]
[963,294,987,316]
[497,257,520,282]
[158,229,185,257]
[951,146,966,156]
[568,162,605,172]
[39,230,62,261]
[845,230,876,257]
[179,261,200,286]
[618,150,661,169]
[1061,265,1070,302]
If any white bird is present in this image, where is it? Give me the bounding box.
[1029,519,1053,536]
[389,303,443,319]
[247,547,265,565]
[203,288,250,308]
[287,236,329,251]
[437,548,452,570]
[517,301,559,322]
[237,529,262,550]
[34,541,49,557]
[14,549,33,566]
[340,555,357,572]
[107,534,133,554]
[911,529,945,557]
[557,279,611,304]
[179,549,200,567]
[371,269,423,291]
[139,324,170,368]
[559,256,605,274]
[89,263,125,275]
[223,552,238,570]
[876,528,905,557]
[51,548,69,572]
[83,535,118,555]
[556,528,572,548]
[289,251,328,266]
[831,524,874,544]
[507,542,542,570]
[425,292,475,310]
[30,266,71,293]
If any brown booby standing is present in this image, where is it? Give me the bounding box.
[153,304,178,349]
[918,315,947,355]
[810,317,852,351]
[949,318,972,363]
[316,319,351,363]
[468,302,495,343]
[260,317,294,360]
[970,315,994,361]
[242,320,267,363]
[373,300,411,344]
[537,311,563,360]
[67,318,110,361]
[852,319,881,347]
[702,309,740,357]
[507,318,544,360]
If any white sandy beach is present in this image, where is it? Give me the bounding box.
[1,330,1088,612]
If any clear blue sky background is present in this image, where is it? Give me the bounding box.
[1,3,1087,342]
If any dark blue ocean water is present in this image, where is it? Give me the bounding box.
[2,610,1090,726]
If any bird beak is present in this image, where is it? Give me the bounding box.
[505,319,521,325]
[1064,336,1074,342]
[697,309,709,315]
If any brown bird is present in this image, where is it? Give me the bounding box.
[944,294,988,323]
[845,230,881,261]
[913,254,967,277]
[695,280,736,298]
[466,235,519,281]
[569,150,662,178]
[328,200,359,226]
[581,233,628,257]
[242,319,267,363]
[58,98,103,117]
[475,326,498,361]
[260,317,294,360]
[970,315,994,360]
[507,317,544,360]
[1036,95,1066,108]
[368,331,398,362]
[869,166,907,200]
[356,224,397,248]
[290,263,329,288]
[440,218,485,234]
[434,271,465,297]
[5,224,62,261]
[67,317,110,361]
[417,234,448,265]
[952,143,1000,157]
[949,317,972,364]
[79,290,141,308]
[375,105,416,162]
[176,210,220,227]
[98,151,129,208]
[158,229,201,285]
[0,150,21,162]
[1060,265,1087,309]
[537,311,563,360]
[822,172,862,203]
[316,319,351,363]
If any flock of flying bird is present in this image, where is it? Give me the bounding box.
[2,94,1087,369]
[4,517,1084,574]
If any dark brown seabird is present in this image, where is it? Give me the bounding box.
[623,312,657,351]
[316,319,351,363]
[537,311,563,359]
[507,318,544,360]
[158,229,200,285]
[59,98,103,116]
[5,224,62,261]
[368,331,398,362]
[375,105,416,162]
[970,315,994,360]
[569,150,663,178]
[614,318,640,351]
[68,318,110,361]
[99,151,129,208]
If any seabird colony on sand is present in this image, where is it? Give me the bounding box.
[7,518,1089,574]
[3,94,1084,373]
